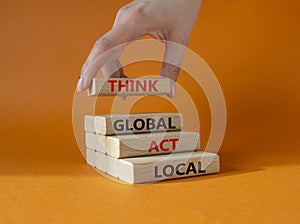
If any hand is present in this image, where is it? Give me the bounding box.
[77,0,202,98]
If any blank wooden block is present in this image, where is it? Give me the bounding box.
[88,78,171,96]
[85,131,200,158]
[95,152,119,178]
[84,115,96,133]
[86,149,96,167]
[84,113,183,135]
[86,149,220,184]
[85,132,106,154]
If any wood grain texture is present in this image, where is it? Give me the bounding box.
[88,78,171,96]
[86,149,220,184]
[85,131,200,158]
[86,149,118,177]
[84,113,183,135]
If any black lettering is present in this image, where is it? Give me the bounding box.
[186,162,197,175]
[157,118,167,130]
[198,161,206,173]
[163,165,174,177]
[154,166,162,178]
[125,120,133,131]
[113,119,124,131]
[147,118,156,130]
[175,163,185,175]
[133,119,145,130]
[168,117,176,129]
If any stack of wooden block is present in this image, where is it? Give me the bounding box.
[85,113,219,184]
[84,78,220,184]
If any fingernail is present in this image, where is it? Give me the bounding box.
[119,95,127,101]
[167,80,176,98]
[76,77,84,92]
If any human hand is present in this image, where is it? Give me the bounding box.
[77,0,202,98]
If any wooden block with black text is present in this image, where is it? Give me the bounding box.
[84,113,183,135]
[86,149,220,184]
[85,131,200,158]
[88,78,171,96]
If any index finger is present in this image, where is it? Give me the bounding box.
[78,23,148,91]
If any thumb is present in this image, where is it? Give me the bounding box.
[77,23,147,92]
[160,40,187,98]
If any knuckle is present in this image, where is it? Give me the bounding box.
[162,64,180,77]
[123,3,148,22]
[116,3,148,26]
[95,36,111,50]
[117,5,129,17]
[180,37,190,46]
[130,5,147,20]
[175,33,190,46]
[170,65,180,74]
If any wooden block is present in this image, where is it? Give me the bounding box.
[95,151,119,178]
[86,150,118,177]
[85,131,200,158]
[84,115,96,133]
[88,78,171,96]
[85,132,106,154]
[86,148,96,167]
[84,113,183,135]
[119,151,220,184]
[86,149,220,184]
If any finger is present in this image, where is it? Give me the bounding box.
[160,39,188,98]
[102,57,128,101]
[102,59,124,78]
[167,79,176,99]
[161,40,187,80]
[101,48,124,78]
[77,23,148,92]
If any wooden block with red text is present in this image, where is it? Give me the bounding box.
[85,131,199,158]
[86,149,220,184]
[84,113,182,135]
[88,78,172,96]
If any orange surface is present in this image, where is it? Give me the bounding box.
[0,0,300,223]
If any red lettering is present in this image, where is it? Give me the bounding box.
[108,80,118,92]
[129,80,135,92]
[118,80,129,92]
[109,79,160,93]
[160,139,170,151]
[149,80,158,92]
[149,138,179,153]
[170,138,179,150]
[148,141,159,153]
[136,80,147,92]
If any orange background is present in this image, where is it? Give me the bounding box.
[0,0,299,223]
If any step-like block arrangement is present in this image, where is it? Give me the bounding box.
[88,78,172,96]
[87,149,219,184]
[85,113,220,184]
